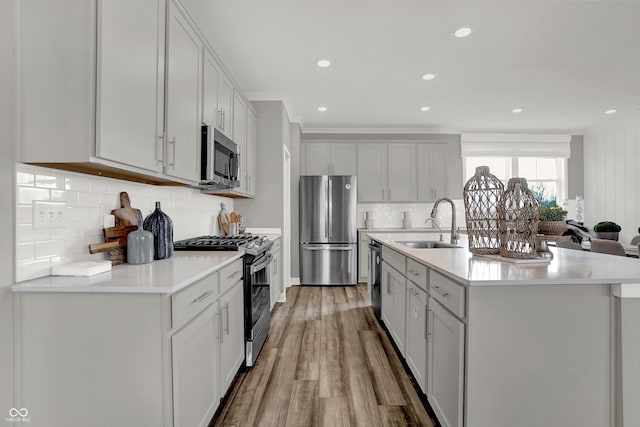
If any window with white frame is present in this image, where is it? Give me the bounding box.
[460,134,571,207]
[464,157,568,206]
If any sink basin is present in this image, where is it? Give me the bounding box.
[396,241,461,249]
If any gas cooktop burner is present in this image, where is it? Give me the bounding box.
[173,234,272,255]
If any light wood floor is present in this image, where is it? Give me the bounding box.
[211,285,436,427]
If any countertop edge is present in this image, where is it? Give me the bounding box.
[11,252,245,294]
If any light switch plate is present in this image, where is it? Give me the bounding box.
[32,200,67,229]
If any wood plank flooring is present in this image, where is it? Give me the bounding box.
[211,285,436,427]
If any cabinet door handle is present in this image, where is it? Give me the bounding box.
[167,137,176,167]
[224,302,229,335]
[408,269,419,277]
[189,290,212,306]
[228,270,241,280]
[216,310,222,341]
[387,277,390,295]
[217,108,223,129]
[382,189,385,200]
[156,134,164,164]
[425,307,430,340]
[388,188,391,200]
[432,285,449,298]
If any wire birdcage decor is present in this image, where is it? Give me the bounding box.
[498,177,540,258]
[463,166,505,254]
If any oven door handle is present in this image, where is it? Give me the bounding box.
[250,254,273,274]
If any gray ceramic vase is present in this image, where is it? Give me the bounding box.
[143,201,174,260]
[127,219,154,264]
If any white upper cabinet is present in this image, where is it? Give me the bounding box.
[331,144,357,175]
[303,143,331,175]
[418,144,463,201]
[96,0,165,173]
[245,109,257,196]
[302,143,357,176]
[387,144,417,202]
[233,92,247,193]
[218,75,234,138]
[357,144,387,202]
[164,0,202,183]
[202,50,219,128]
[19,0,255,189]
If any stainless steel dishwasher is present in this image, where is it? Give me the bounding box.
[368,240,382,319]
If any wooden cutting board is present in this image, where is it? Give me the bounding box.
[111,192,142,227]
[101,225,138,264]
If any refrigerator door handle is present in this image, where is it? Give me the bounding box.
[328,178,333,240]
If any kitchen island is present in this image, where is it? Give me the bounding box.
[368,231,640,427]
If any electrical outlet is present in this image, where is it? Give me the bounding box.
[32,201,67,229]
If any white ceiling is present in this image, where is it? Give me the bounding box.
[184,0,640,133]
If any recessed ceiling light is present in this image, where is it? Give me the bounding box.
[317,59,331,68]
[454,27,472,38]
[420,106,431,112]
[421,73,436,81]
[604,109,617,114]
[317,106,327,112]
[512,108,524,113]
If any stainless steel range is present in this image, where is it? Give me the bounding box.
[173,234,273,366]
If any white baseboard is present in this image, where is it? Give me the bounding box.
[289,277,300,286]
[277,291,286,302]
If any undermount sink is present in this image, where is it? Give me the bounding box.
[396,241,461,249]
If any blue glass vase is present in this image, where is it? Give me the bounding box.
[143,202,174,260]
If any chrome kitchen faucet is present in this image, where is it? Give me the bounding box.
[430,197,459,244]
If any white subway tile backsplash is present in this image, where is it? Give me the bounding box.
[35,173,65,189]
[17,224,51,243]
[64,175,90,192]
[89,179,110,194]
[17,171,35,186]
[17,187,49,204]
[35,240,64,258]
[78,192,102,208]
[16,258,51,282]
[15,163,235,281]
[16,243,35,262]
[16,206,32,225]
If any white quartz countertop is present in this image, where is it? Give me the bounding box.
[11,251,244,294]
[367,232,640,286]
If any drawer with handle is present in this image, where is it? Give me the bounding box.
[406,258,427,291]
[430,270,466,319]
[172,274,218,329]
[219,257,243,296]
[382,246,406,275]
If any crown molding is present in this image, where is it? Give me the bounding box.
[301,127,462,135]
[244,92,301,125]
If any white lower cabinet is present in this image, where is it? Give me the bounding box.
[16,257,247,427]
[172,303,220,427]
[428,298,465,427]
[219,275,245,391]
[405,282,428,393]
[381,261,407,356]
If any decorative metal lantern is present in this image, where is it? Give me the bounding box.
[498,178,540,258]
[463,166,505,254]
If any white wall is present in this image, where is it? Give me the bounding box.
[15,164,234,282]
[1,0,16,412]
[584,112,640,243]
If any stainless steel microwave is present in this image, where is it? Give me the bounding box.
[200,126,240,188]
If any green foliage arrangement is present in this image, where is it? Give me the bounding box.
[593,221,622,232]
[539,205,568,221]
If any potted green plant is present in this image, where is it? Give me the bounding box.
[593,221,622,241]
[538,205,568,235]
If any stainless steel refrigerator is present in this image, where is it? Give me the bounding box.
[300,175,357,285]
